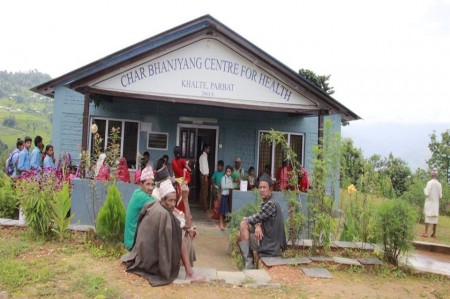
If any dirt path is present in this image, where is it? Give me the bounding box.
[1,212,450,298]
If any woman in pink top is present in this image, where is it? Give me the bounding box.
[117,157,130,183]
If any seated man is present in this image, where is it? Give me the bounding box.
[123,164,204,286]
[123,178,182,286]
[238,174,287,269]
[123,167,155,250]
[153,162,203,282]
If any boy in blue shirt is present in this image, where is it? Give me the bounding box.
[30,135,43,171]
[18,136,32,175]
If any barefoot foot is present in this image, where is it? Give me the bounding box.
[186,272,206,282]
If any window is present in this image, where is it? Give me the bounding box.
[90,118,139,168]
[147,132,168,150]
[257,131,304,179]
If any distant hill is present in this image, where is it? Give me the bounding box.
[342,121,450,171]
[0,70,53,157]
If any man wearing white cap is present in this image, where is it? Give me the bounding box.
[124,164,205,285]
[123,166,155,250]
[421,168,442,238]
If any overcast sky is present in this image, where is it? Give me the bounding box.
[1,0,449,168]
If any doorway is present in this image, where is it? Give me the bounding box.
[177,125,218,205]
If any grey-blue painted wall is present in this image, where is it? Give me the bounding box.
[52,86,84,164]
[52,86,343,225]
[52,86,341,175]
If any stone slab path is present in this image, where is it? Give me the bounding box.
[302,267,333,279]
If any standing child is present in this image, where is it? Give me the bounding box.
[30,135,43,172]
[211,160,224,212]
[5,138,24,177]
[43,144,56,169]
[219,165,233,231]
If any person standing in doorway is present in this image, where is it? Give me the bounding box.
[421,168,442,238]
[199,144,210,212]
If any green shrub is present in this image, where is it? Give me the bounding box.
[307,119,340,254]
[96,184,126,243]
[339,192,377,243]
[16,176,57,237]
[285,191,306,247]
[51,183,74,241]
[374,199,417,266]
[2,115,16,128]
[441,183,450,216]
[400,178,426,223]
[227,189,261,231]
[401,177,450,220]
[0,174,18,218]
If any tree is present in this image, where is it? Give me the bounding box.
[340,137,364,186]
[381,153,411,197]
[427,129,450,183]
[298,68,346,125]
[365,154,394,198]
[298,68,335,95]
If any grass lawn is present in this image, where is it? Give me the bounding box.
[1,226,449,299]
[414,215,450,246]
[338,189,450,246]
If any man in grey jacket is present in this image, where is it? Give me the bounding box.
[238,174,287,269]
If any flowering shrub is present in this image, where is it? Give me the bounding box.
[16,175,55,236]
[14,167,70,185]
[14,168,70,237]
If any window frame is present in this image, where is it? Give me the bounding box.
[257,130,305,180]
[89,116,140,168]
